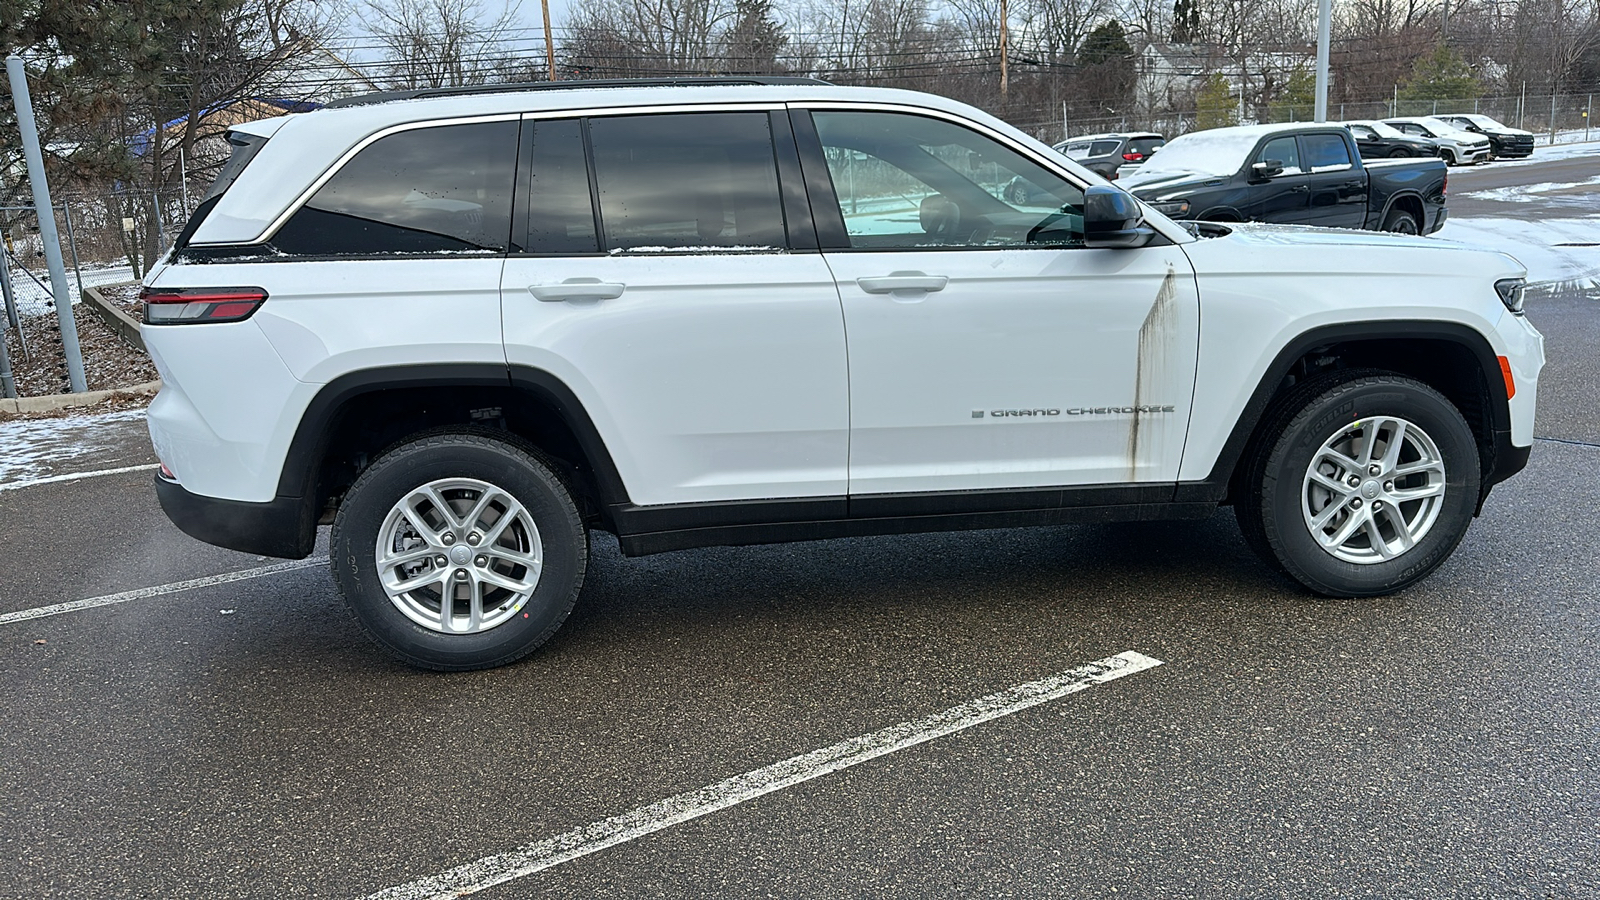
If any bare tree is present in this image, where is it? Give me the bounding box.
[362,0,523,89]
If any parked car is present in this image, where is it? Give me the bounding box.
[1056,131,1165,178]
[1119,123,1448,233]
[1434,114,1535,159]
[1004,131,1165,201]
[1382,116,1491,165]
[147,79,1540,670]
[1343,120,1439,159]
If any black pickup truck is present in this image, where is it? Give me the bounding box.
[1118,123,1447,234]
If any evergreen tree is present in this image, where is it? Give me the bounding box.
[723,0,788,74]
[1280,66,1315,121]
[1196,72,1238,129]
[1172,0,1200,43]
[1399,44,1480,106]
[1076,21,1136,113]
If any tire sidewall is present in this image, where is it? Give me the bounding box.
[332,436,586,670]
[1260,379,1480,596]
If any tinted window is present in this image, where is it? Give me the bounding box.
[813,110,1086,250]
[523,119,598,254]
[1257,136,1301,172]
[1349,125,1375,140]
[588,112,787,252]
[1303,133,1352,169]
[1062,142,1094,159]
[273,120,517,255]
[1089,140,1122,157]
[1127,137,1165,156]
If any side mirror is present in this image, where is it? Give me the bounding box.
[1083,184,1154,249]
[1250,159,1285,180]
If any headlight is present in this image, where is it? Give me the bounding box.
[1148,199,1191,217]
[1495,278,1525,315]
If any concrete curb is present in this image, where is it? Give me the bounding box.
[0,379,160,416]
[80,281,144,351]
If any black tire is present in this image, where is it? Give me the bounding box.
[331,431,587,671]
[1387,147,1412,158]
[1381,207,1420,234]
[1235,372,1480,597]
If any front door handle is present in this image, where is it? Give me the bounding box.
[856,272,949,294]
[528,279,625,302]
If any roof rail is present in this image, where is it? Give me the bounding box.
[323,76,833,109]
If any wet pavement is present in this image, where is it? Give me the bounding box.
[2,162,1597,899]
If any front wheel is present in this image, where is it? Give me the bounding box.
[331,431,588,670]
[1235,373,1480,597]
[1387,147,1413,158]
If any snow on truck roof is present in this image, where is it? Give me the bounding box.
[1124,123,1346,180]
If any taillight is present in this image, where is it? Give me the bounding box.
[1123,152,1143,161]
[141,287,267,325]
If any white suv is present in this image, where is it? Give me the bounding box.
[142,78,1544,670]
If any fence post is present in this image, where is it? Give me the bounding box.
[6,54,85,393]
[0,241,17,331]
[1551,93,1558,143]
[62,201,84,300]
[1588,94,1593,142]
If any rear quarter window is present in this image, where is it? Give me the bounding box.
[271,119,519,256]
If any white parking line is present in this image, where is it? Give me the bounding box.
[360,650,1164,900]
[0,558,327,626]
[0,463,159,493]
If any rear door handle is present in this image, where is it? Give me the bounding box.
[856,272,949,294]
[528,279,625,302]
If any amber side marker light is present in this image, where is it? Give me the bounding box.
[141,287,267,324]
[1498,355,1516,399]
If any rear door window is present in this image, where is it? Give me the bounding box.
[1089,140,1122,157]
[272,120,519,256]
[586,112,788,253]
[1302,133,1352,170]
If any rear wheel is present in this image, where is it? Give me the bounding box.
[331,431,587,670]
[1235,373,1480,597]
[1381,207,1420,234]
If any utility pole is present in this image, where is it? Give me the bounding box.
[999,0,1009,100]
[541,0,558,81]
[1314,0,1331,121]
[6,55,85,393]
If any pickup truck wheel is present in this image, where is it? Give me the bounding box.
[331,431,587,671]
[1381,208,1420,234]
[1235,373,1479,597]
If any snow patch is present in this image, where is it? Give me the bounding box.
[1435,217,1600,287]
[0,408,149,484]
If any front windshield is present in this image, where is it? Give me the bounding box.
[1365,121,1409,139]
[1126,129,1259,178]
[1461,114,1502,128]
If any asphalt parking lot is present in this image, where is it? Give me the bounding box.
[3,156,1598,899]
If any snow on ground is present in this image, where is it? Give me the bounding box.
[1435,217,1600,287]
[1458,174,1600,202]
[0,407,149,484]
